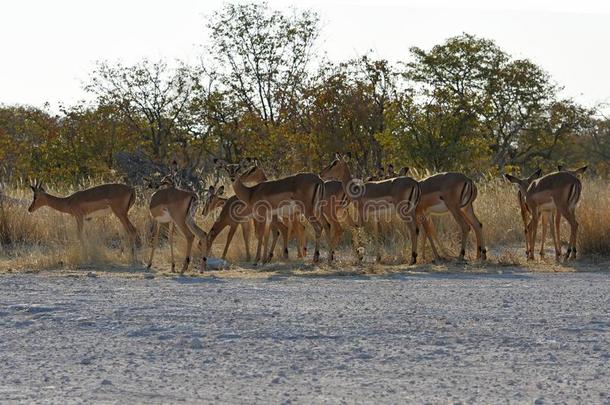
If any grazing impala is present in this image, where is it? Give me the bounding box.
[504,169,557,258]
[320,154,420,263]
[207,161,307,262]
[28,180,138,261]
[147,175,208,273]
[411,172,487,263]
[507,167,586,260]
[215,159,326,264]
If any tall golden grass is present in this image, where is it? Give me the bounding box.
[0,176,609,273]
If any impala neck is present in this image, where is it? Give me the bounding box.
[338,164,355,200]
[214,197,228,210]
[232,176,252,204]
[43,193,72,214]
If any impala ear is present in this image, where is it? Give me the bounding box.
[527,168,542,182]
[208,185,215,193]
[334,152,341,160]
[344,152,351,162]
[217,185,224,195]
[574,166,588,175]
[504,173,520,184]
[557,165,565,172]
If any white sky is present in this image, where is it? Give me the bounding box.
[1,0,609,111]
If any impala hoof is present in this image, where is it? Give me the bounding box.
[409,252,417,265]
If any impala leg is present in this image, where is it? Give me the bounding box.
[264,218,281,263]
[527,208,539,261]
[298,217,308,258]
[424,217,447,258]
[319,214,334,262]
[175,220,194,274]
[548,212,557,260]
[446,204,471,261]
[253,218,266,265]
[328,218,341,262]
[241,221,252,262]
[406,215,419,265]
[305,214,323,264]
[559,207,578,260]
[222,224,238,261]
[112,209,138,264]
[421,217,442,262]
[147,220,160,269]
[271,217,288,260]
[460,204,486,260]
[539,212,548,257]
[282,217,291,259]
[169,223,176,272]
[554,211,562,259]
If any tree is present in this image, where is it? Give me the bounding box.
[86,60,197,162]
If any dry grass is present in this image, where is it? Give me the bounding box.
[1,177,609,276]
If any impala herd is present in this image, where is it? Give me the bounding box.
[25,155,588,273]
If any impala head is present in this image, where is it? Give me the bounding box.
[504,168,542,199]
[214,158,242,181]
[28,180,47,213]
[214,157,265,183]
[159,174,176,188]
[201,185,225,217]
[386,164,395,177]
[240,164,267,184]
[320,152,351,181]
[397,166,409,177]
[558,165,588,177]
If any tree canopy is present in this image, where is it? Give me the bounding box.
[0,4,606,185]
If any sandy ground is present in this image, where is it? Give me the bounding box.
[0,270,608,404]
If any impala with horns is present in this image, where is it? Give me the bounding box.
[408,171,486,263]
[28,180,138,261]
[147,174,208,273]
[506,167,585,260]
[214,158,326,264]
[203,164,306,262]
[320,153,421,263]
[504,169,557,258]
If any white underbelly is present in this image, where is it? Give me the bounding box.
[539,201,556,211]
[154,209,173,223]
[84,207,112,220]
[271,202,300,218]
[427,201,448,215]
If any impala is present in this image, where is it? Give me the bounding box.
[28,180,138,261]
[507,166,586,260]
[208,161,307,262]
[147,175,208,273]
[504,169,557,258]
[410,172,487,263]
[215,159,326,264]
[203,168,307,262]
[320,153,420,263]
